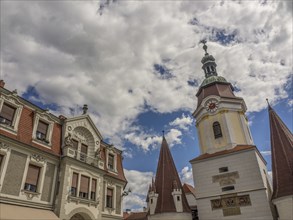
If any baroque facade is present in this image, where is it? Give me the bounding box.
[0,81,127,220]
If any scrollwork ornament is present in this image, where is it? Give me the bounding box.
[0,142,9,149]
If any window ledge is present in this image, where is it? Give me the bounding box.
[21,190,40,200]
[68,195,99,207]
[32,139,52,149]
[0,125,17,135]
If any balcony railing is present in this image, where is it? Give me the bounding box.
[63,146,104,169]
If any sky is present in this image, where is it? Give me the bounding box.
[0,0,292,211]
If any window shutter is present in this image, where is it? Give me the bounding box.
[92,179,96,192]
[107,188,113,196]
[81,144,88,154]
[37,121,48,134]
[26,165,40,185]
[71,173,78,188]
[80,175,89,193]
[0,103,16,121]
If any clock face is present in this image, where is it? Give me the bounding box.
[205,99,219,113]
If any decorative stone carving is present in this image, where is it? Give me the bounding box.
[31,154,46,163]
[0,142,9,150]
[64,133,73,147]
[211,194,251,210]
[68,126,72,131]
[212,171,239,186]
[95,148,102,159]
[22,190,40,200]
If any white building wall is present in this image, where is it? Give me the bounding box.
[185,193,197,207]
[191,149,273,219]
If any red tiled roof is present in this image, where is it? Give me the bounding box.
[124,212,147,220]
[190,145,255,162]
[154,137,190,213]
[268,105,293,199]
[196,83,236,107]
[182,183,196,197]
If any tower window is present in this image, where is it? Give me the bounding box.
[211,66,215,71]
[219,167,229,173]
[177,196,180,201]
[222,186,235,192]
[213,122,222,139]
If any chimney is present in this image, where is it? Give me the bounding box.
[0,80,5,88]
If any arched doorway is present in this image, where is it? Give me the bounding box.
[70,213,92,220]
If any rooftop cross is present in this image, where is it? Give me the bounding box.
[200,39,208,55]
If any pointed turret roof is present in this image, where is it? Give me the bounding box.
[154,136,190,213]
[268,104,293,200]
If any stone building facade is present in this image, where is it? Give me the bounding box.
[0,81,127,220]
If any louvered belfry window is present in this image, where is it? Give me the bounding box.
[71,172,78,196]
[213,121,222,138]
[24,164,40,192]
[79,175,89,199]
[0,103,16,126]
[36,120,49,141]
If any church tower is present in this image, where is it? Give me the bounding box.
[190,42,274,219]
[268,104,293,220]
[147,136,192,220]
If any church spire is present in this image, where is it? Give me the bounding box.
[154,136,190,213]
[200,40,218,78]
[268,103,293,200]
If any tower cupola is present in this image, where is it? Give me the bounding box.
[201,40,218,78]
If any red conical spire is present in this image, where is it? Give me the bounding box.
[154,136,190,213]
[268,104,293,199]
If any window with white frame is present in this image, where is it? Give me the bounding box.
[79,175,90,199]
[108,154,114,170]
[0,103,16,126]
[71,172,78,197]
[32,113,55,146]
[106,188,113,208]
[91,179,97,200]
[36,120,49,142]
[0,96,23,133]
[24,164,41,193]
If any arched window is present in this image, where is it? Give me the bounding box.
[213,121,222,138]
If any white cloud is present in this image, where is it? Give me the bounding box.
[125,128,182,152]
[180,166,194,186]
[123,169,153,210]
[260,150,272,156]
[169,113,194,130]
[1,1,292,149]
